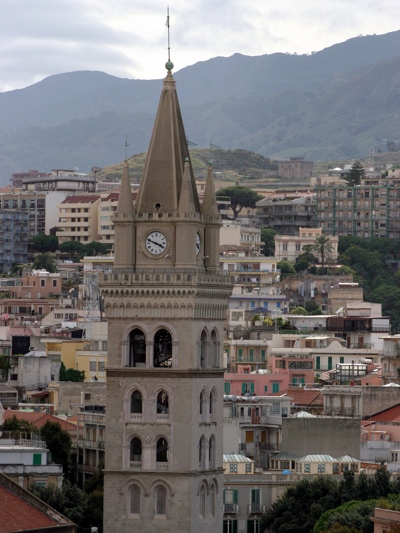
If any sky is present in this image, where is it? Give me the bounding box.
[1,0,399,93]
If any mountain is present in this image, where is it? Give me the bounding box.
[0,30,400,183]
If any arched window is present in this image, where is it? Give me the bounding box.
[130,484,140,514]
[155,485,167,516]
[130,437,142,462]
[210,484,216,517]
[199,484,206,518]
[209,435,216,470]
[211,330,218,367]
[200,330,207,368]
[209,389,215,420]
[154,329,172,368]
[156,391,169,415]
[130,391,142,414]
[199,436,206,470]
[156,438,168,462]
[129,329,146,367]
[199,390,205,418]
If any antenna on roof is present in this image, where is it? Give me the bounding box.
[124,136,129,162]
[165,7,174,72]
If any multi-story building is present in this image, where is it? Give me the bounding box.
[57,195,101,243]
[76,408,106,486]
[278,157,313,180]
[315,172,400,238]
[0,191,46,272]
[97,192,118,248]
[11,270,61,299]
[220,221,263,256]
[100,62,233,532]
[256,193,315,235]
[274,227,338,263]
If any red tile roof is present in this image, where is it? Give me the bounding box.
[60,195,100,204]
[0,485,58,532]
[364,403,400,423]
[271,388,323,406]
[3,411,77,435]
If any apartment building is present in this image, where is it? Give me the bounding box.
[57,195,101,243]
[97,192,118,248]
[274,227,338,263]
[256,193,315,235]
[315,172,400,238]
[220,221,263,256]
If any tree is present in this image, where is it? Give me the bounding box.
[216,186,263,219]
[277,259,296,277]
[59,362,85,382]
[40,420,72,475]
[313,235,333,273]
[343,161,366,186]
[290,306,308,315]
[59,241,85,261]
[32,252,57,273]
[29,234,59,253]
[1,415,38,435]
[387,140,397,152]
[83,241,109,257]
[305,300,322,315]
[261,228,276,256]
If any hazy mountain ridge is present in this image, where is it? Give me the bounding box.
[0,31,400,182]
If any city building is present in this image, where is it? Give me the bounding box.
[278,157,313,180]
[256,192,315,235]
[315,172,400,238]
[100,62,233,532]
[57,195,101,243]
[220,221,263,257]
[274,227,338,263]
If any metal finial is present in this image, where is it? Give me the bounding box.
[125,136,129,162]
[165,7,174,71]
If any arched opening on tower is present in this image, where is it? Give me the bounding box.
[130,437,142,463]
[211,330,218,367]
[156,438,169,463]
[156,391,169,415]
[200,330,207,368]
[129,329,146,367]
[153,329,172,367]
[130,390,143,414]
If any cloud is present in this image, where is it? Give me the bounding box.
[0,0,398,91]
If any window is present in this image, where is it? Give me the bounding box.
[295,243,301,252]
[90,361,96,372]
[130,485,140,514]
[283,244,288,252]
[210,484,216,517]
[242,382,254,394]
[130,391,142,414]
[211,330,218,367]
[130,437,142,462]
[230,463,238,473]
[340,357,344,364]
[129,329,146,367]
[251,488,260,512]
[224,520,238,533]
[199,437,206,469]
[238,349,243,361]
[224,382,231,394]
[52,279,57,287]
[261,349,266,362]
[328,357,333,370]
[199,485,206,518]
[247,519,260,533]
[272,383,279,393]
[98,361,105,372]
[40,279,45,287]
[249,349,254,362]
[33,453,42,465]
[246,463,252,473]
[155,485,167,516]
[304,463,310,473]
[209,435,216,469]
[209,390,215,419]
[316,356,320,370]
[156,438,168,462]
[200,330,207,368]
[200,390,205,417]
[156,391,169,415]
[154,329,172,368]
[318,463,325,473]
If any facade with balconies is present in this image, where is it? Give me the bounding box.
[256,193,316,235]
[76,409,105,486]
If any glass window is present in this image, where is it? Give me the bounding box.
[155,485,167,515]
[230,463,238,473]
[200,485,206,518]
[156,438,168,462]
[200,330,207,368]
[157,391,169,414]
[130,437,142,462]
[131,391,142,414]
[90,361,96,372]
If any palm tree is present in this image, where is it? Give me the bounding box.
[32,252,57,273]
[313,235,333,274]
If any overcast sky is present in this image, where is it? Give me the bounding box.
[1,0,398,92]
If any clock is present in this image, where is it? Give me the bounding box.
[145,231,167,255]
[196,232,201,255]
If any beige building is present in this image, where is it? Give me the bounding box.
[278,157,313,179]
[220,221,263,256]
[57,194,101,243]
[274,227,338,263]
[99,64,233,532]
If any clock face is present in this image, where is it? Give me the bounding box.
[145,231,167,255]
[196,232,201,255]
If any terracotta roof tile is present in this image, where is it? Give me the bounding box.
[271,388,323,406]
[0,485,58,532]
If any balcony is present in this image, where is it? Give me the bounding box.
[77,438,105,450]
[248,503,266,514]
[224,503,239,514]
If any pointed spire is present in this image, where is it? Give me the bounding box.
[134,71,201,215]
[178,158,199,214]
[202,162,219,218]
[116,160,134,216]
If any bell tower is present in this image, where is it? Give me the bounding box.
[100,56,233,532]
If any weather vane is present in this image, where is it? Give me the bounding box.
[165,7,174,71]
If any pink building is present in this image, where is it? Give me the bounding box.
[224,356,314,395]
[11,270,61,299]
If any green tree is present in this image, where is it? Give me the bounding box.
[343,161,366,186]
[59,241,85,261]
[305,300,322,315]
[32,252,57,273]
[277,259,296,277]
[83,241,109,257]
[387,140,397,152]
[59,362,85,382]
[313,235,333,273]
[290,306,308,315]
[40,420,72,475]
[1,415,38,435]
[216,186,263,219]
[29,234,59,253]
[261,228,276,256]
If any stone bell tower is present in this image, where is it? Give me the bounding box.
[100,58,233,533]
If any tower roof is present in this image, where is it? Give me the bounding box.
[202,161,220,219]
[116,160,134,217]
[134,71,200,215]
